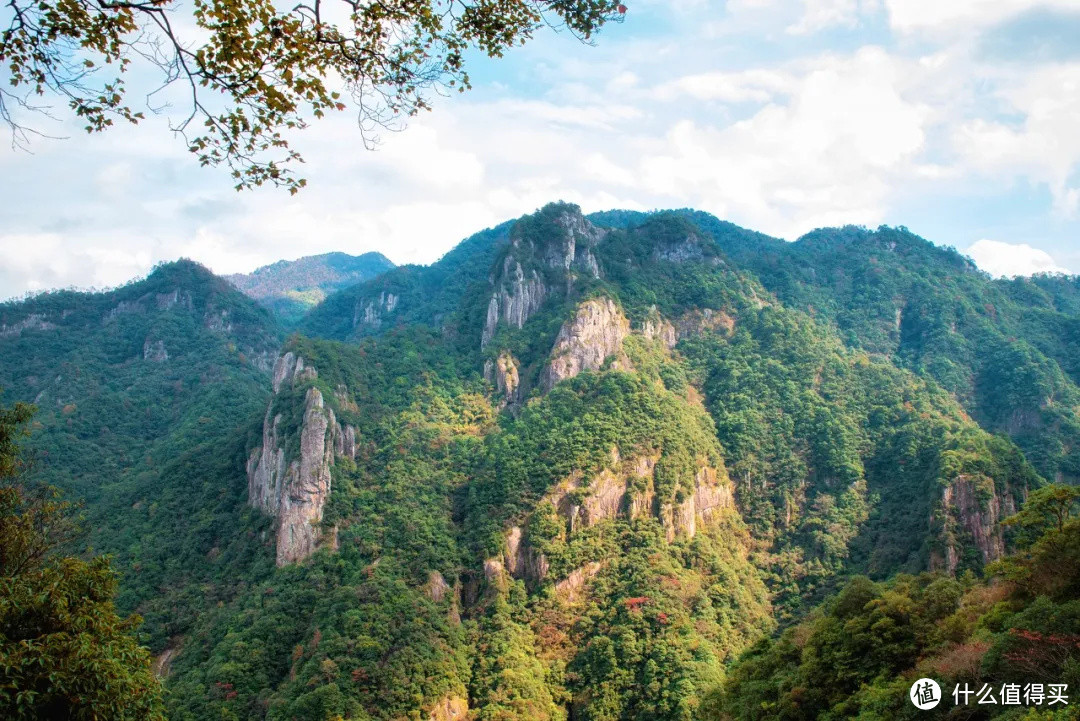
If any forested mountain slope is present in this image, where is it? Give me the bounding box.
[1,204,1077,720]
[0,260,283,649]
[588,209,1080,485]
[226,252,395,325]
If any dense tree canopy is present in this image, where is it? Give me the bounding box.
[0,0,622,191]
[710,487,1080,720]
[0,399,165,720]
[1,205,1078,720]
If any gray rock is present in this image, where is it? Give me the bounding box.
[143,338,168,362]
[0,313,57,338]
[484,352,521,408]
[543,298,630,391]
[248,359,360,566]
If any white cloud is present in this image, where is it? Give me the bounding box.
[658,68,794,103]
[0,233,156,297]
[884,0,1079,34]
[954,62,1080,217]
[965,239,1071,277]
[788,0,882,35]
[2,1,1079,300]
[635,46,931,237]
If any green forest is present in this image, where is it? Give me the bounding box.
[2,203,1078,720]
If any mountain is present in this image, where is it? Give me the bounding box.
[1,206,1078,721]
[225,252,394,325]
[0,259,282,650]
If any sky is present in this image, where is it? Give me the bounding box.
[1,0,1079,299]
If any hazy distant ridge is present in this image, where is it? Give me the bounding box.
[225,251,394,322]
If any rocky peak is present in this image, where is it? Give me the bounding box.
[543,298,630,391]
[545,206,605,277]
[480,204,606,349]
[272,351,317,393]
[248,352,358,566]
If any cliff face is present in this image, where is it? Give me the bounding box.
[484,352,521,408]
[248,352,357,566]
[481,259,549,349]
[497,450,734,586]
[640,307,736,350]
[481,207,605,349]
[936,475,1017,574]
[354,291,400,330]
[545,207,605,279]
[543,298,631,390]
[0,313,57,339]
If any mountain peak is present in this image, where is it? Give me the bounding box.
[226,251,395,324]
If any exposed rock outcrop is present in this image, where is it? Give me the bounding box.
[204,309,233,333]
[498,451,732,586]
[156,289,194,311]
[653,232,708,263]
[143,338,168,362]
[547,208,605,279]
[641,315,678,349]
[152,647,179,678]
[106,289,194,320]
[675,308,735,338]
[483,558,505,583]
[0,313,56,339]
[480,206,606,349]
[660,466,734,542]
[484,352,521,408]
[543,298,631,390]
[426,571,451,602]
[938,475,1015,574]
[639,306,735,351]
[354,291,399,329]
[481,260,548,348]
[272,351,318,392]
[428,695,468,721]
[504,525,549,582]
[248,349,278,374]
[275,387,332,566]
[248,353,358,566]
[554,561,602,603]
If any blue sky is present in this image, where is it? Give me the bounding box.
[1,0,1078,298]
